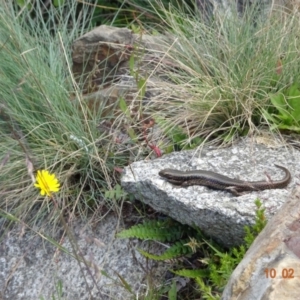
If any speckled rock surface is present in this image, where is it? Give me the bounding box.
[0,214,168,300]
[121,138,297,247]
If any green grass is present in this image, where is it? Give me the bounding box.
[0,1,122,225]
[145,1,300,147]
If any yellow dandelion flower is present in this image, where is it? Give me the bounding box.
[34,170,60,197]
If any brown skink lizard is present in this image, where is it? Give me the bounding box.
[159,164,291,196]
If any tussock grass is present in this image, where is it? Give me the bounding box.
[0,2,118,226]
[147,2,300,146]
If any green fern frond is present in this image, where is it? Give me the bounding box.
[195,277,219,300]
[116,219,185,242]
[231,245,246,260]
[243,199,267,247]
[138,240,193,261]
[138,248,167,261]
[172,268,209,279]
[168,279,177,300]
